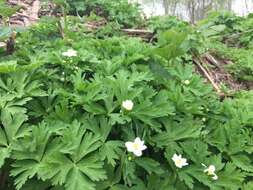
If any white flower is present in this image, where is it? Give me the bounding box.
[125,137,147,157]
[212,174,218,180]
[203,164,218,180]
[172,154,189,168]
[122,100,134,111]
[183,80,190,85]
[62,49,77,57]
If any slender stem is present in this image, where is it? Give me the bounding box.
[61,5,68,34]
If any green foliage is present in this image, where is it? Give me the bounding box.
[147,15,189,33]
[198,11,253,82]
[0,6,253,190]
[0,0,20,20]
[63,0,143,27]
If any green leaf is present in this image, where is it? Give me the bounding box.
[202,24,226,37]
[152,30,188,60]
[130,90,174,130]
[11,123,51,189]
[0,60,17,73]
[153,119,202,147]
[243,182,253,190]
[231,154,253,172]
[215,163,246,189]
[100,141,124,166]
[38,121,107,190]
[0,147,10,167]
[135,157,164,175]
[178,170,194,189]
[1,112,27,144]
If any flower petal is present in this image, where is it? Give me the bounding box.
[125,142,134,152]
[134,137,141,144]
[133,150,142,157]
[140,144,147,151]
[172,154,179,162]
[212,174,218,180]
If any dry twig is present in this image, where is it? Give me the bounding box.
[193,55,223,96]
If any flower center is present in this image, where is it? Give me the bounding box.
[175,159,182,165]
[133,143,139,150]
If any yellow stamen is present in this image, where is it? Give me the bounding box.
[133,143,139,150]
[176,159,182,165]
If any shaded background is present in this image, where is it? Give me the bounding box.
[130,0,253,22]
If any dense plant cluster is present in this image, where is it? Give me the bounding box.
[0,1,253,190]
[53,0,143,27]
[198,11,253,82]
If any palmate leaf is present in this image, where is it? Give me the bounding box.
[10,123,51,190]
[0,112,27,167]
[215,163,246,189]
[177,170,194,189]
[152,118,203,147]
[231,154,253,172]
[179,140,210,164]
[1,112,28,143]
[104,70,153,103]
[0,71,46,98]
[39,121,107,190]
[100,141,124,166]
[130,90,174,130]
[135,157,164,175]
[0,60,17,73]
[40,152,106,190]
[84,116,113,142]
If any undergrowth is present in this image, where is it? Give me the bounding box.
[198,11,253,82]
[0,1,253,190]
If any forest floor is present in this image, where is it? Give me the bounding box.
[2,0,253,96]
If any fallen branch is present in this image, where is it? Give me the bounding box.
[121,28,153,35]
[193,54,224,96]
[84,23,154,40]
[203,53,221,68]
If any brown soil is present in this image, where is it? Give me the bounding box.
[194,52,250,96]
[3,0,40,26]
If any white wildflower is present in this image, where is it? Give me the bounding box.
[122,100,134,111]
[203,164,218,180]
[172,154,189,168]
[125,137,147,157]
[184,80,190,85]
[62,49,77,57]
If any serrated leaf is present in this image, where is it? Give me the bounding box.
[153,120,202,147]
[135,157,164,175]
[10,123,51,190]
[231,154,253,172]
[0,147,10,168]
[100,141,124,166]
[38,121,107,190]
